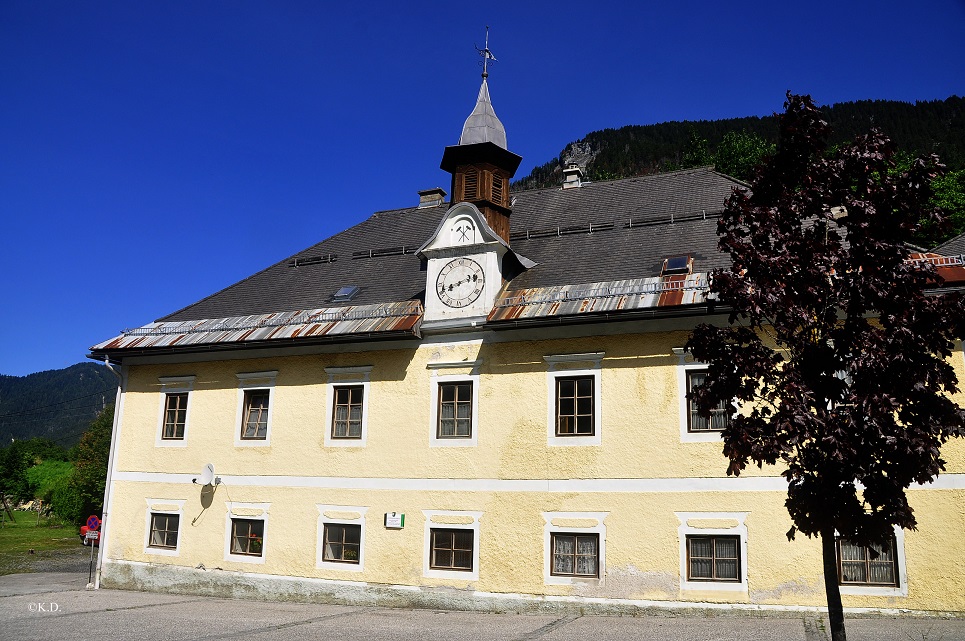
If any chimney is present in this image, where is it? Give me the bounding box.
[418,188,447,209]
[562,163,584,189]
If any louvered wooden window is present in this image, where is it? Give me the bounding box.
[492,173,504,205]
[463,168,478,200]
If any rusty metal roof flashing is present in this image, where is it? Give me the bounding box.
[488,274,712,324]
[91,300,423,354]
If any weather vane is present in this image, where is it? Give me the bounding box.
[475,26,497,78]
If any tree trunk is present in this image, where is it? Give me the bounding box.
[821,528,847,641]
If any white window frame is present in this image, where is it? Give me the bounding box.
[234,371,277,447]
[676,511,749,592]
[224,502,270,564]
[837,526,907,597]
[324,366,372,447]
[316,504,368,572]
[542,511,608,586]
[143,499,185,557]
[422,510,482,581]
[544,352,603,447]
[155,376,195,447]
[427,361,481,448]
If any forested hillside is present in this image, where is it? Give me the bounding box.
[513,96,965,246]
[515,96,964,189]
[0,363,118,446]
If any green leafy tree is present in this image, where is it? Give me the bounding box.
[927,169,965,246]
[713,130,775,181]
[687,94,965,641]
[71,405,113,519]
[681,128,712,168]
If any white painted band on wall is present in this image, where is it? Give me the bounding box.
[110,471,965,492]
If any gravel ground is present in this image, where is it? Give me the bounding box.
[0,544,93,575]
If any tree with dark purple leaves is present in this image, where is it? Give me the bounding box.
[686,93,965,641]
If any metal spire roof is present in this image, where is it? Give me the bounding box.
[457,30,507,149]
[458,79,507,148]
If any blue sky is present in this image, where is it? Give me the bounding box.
[1,1,963,377]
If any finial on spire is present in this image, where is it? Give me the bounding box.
[475,26,497,79]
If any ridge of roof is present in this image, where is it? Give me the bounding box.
[509,165,747,197]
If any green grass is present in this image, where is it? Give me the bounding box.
[0,510,81,574]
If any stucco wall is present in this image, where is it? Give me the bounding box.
[100,332,965,612]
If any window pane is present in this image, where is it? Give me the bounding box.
[453,530,473,549]
[576,555,597,576]
[576,415,593,434]
[690,537,712,558]
[554,535,575,555]
[869,562,895,584]
[716,559,738,579]
[441,385,455,402]
[841,561,866,583]
[558,379,574,397]
[576,378,592,396]
[554,553,574,575]
[343,525,361,545]
[452,550,472,569]
[840,541,865,562]
[690,558,713,578]
[559,398,575,416]
[715,537,737,559]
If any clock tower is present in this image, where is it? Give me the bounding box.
[418,40,531,331]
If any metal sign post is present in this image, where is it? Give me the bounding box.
[86,515,100,585]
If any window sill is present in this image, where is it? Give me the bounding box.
[839,584,906,597]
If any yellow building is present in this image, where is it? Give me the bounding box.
[89,74,965,615]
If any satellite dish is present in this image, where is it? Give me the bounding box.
[197,463,215,486]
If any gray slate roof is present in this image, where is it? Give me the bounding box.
[933,232,965,257]
[161,167,743,322]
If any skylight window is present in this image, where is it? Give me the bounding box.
[332,286,360,302]
[661,255,692,276]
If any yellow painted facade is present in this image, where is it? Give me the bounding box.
[98,327,965,613]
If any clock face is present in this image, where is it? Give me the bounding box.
[436,258,485,308]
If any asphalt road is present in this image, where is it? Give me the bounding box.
[1,572,963,641]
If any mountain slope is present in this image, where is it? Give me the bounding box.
[0,363,118,446]
[514,96,965,189]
